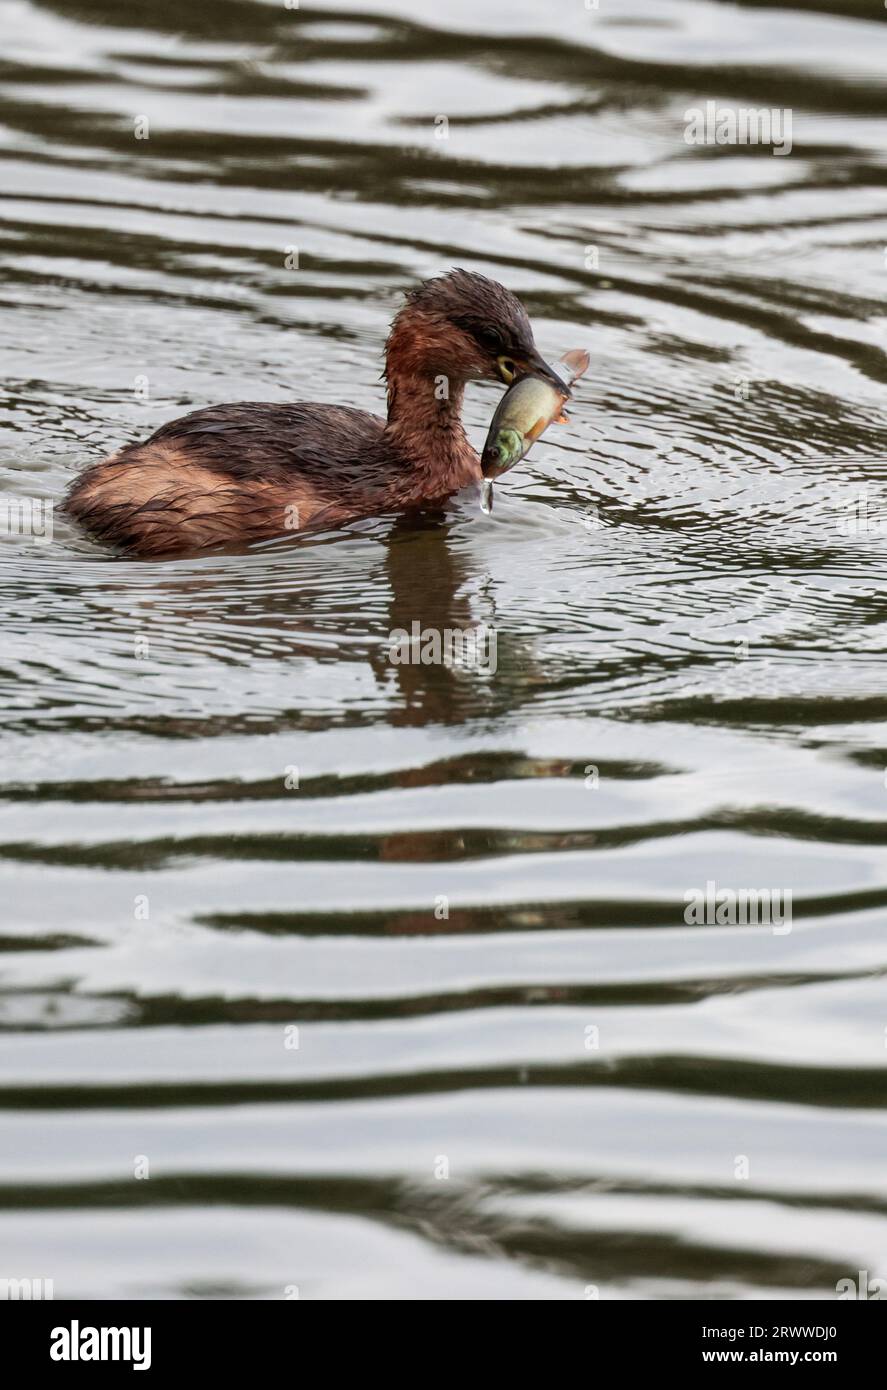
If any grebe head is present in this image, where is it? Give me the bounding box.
[387,268,564,391]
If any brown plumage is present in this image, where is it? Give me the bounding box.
[64,269,561,556]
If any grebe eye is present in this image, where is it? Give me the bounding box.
[497,356,517,384]
[477,328,505,354]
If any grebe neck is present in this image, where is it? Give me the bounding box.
[383,332,480,492]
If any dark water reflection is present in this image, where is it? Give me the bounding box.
[1,0,887,1298]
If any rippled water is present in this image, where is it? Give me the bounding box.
[2,0,887,1300]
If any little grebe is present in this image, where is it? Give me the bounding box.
[64,269,565,557]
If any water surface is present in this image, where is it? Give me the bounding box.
[2,0,887,1299]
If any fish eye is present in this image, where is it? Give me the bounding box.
[497,356,517,384]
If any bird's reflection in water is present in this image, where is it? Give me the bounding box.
[82,512,544,891]
[372,512,500,728]
[370,513,547,880]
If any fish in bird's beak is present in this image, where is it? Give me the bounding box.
[482,348,590,490]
